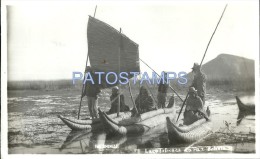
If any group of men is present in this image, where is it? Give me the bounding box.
[82,62,208,125]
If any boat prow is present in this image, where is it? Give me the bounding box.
[58,115,98,131]
[58,110,133,131]
[166,117,212,144]
[99,110,129,135]
[235,96,255,125]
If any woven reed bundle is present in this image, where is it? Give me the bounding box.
[167,118,212,143]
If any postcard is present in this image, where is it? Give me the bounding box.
[1,0,259,158]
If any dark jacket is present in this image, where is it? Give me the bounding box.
[184,95,204,125]
[185,95,203,112]
[191,72,206,98]
[83,72,101,98]
[158,79,169,93]
[108,94,129,114]
[135,87,154,113]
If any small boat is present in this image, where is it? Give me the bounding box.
[99,107,176,136]
[166,117,212,144]
[235,96,255,125]
[58,111,132,131]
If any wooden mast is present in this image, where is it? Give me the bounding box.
[117,28,122,117]
[77,5,97,119]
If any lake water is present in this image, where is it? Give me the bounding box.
[8,89,255,154]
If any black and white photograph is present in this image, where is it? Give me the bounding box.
[1,0,259,158]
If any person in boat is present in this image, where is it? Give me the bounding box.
[82,66,101,119]
[107,86,130,114]
[135,86,154,114]
[167,95,175,108]
[183,87,205,125]
[190,63,206,105]
[157,72,169,108]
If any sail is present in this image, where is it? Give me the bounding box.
[87,16,140,88]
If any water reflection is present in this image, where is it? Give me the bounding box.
[59,123,170,153]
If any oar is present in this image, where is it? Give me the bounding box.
[176,93,189,122]
[128,78,139,114]
[176,4,228,122]
[77,62,88,119]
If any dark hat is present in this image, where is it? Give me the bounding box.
[191,63,200,70]
[85,66,92,71]
[112,86,119,91]
[189,87,197,94]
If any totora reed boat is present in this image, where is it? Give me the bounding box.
[166,116,212,144]
[58,111,132,131]
[99,106,176,136]
[235,96,255,125]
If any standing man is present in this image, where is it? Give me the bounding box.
[82,66,101,119]
[157,72,169,108]
[190,63,206,105]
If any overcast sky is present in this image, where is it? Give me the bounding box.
[7,1,259,81]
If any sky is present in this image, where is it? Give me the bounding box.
[7,1,259,81]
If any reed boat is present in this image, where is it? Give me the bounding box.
[99,107,176,136]
[235,96,255,125]
[58,111,132,131]
[166,117,212,144]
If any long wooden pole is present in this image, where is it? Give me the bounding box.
[128,79,138,114]
[139,58,184,102]
[200,4,227,66]
[176,4,228,122]
[176,93,188,122]
[78,53,89,119]
[117,28,122,117]
[78,5,97,119]
[94,5,97,18]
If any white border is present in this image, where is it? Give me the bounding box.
[1,0,259,159]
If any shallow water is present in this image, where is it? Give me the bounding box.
[8,89,255,154]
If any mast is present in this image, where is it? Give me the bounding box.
[94,5,97,18]
[77,5,98,119]
[117,28,122,117]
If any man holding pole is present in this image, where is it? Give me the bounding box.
[157,72,169,108]
[82,66,101,119]
[190,63,206,105]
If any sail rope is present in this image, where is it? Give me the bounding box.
[139,58,183,102]
[117,28,122,117]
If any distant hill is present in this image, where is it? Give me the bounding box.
[201,54,254,81]
[173,54,255,91]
